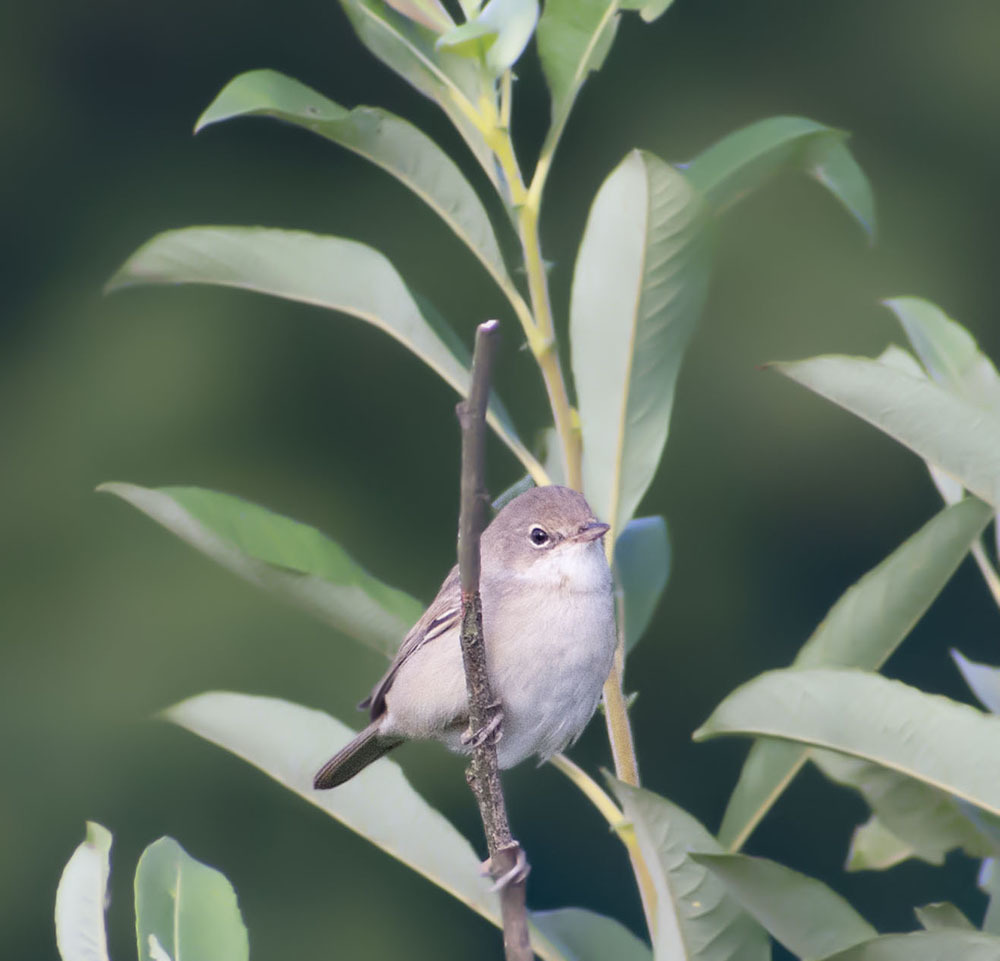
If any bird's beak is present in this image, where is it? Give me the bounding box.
[574,521,610,542]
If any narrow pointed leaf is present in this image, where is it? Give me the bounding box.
[979,859,1000,935]
[775,355,1000,509]
[338,0,496,184]
[820,931,1000,961]
[55,822,113,961]
[608,780,770,961]
[684,116,875,238]
[845,817,916,872]
[884,297,1000,412]
[953,650,1000,714]
[383,0,454,32]
[693,853,876,960]
[536,0,619,160]
[812,748,1000,867]
[719,498,992,850]
[196,70,510,289]
[106,226,539,476]
[614,516,670,652]
[99,483,422,657]
[571,150,710,536]
[619,0,675,24]
[165,692,568,961]
[696,668,1000,819]
[530,908,652,961]
[438,0,539,74]
[914,902,975,932]
[135,837,248,961]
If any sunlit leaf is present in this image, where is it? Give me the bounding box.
[684,116,875,238]
[570,150,710,536]
[914,902,975,932]
[531,907,651,961]
[106,226,540,477]
[696,668,1000,818]
[718,498,992,850]
[819,931,1000,961]
[196,70,510,290]
[437,0,539,74]
[338,0,496,184]
[608,780,770,961]
[614,516,670,652]
[774,355,1000,509]
[953,650,1000,715]
[845,817,915,872]
[165,692,568,961]
[55,822,112,961]
[134,837,248,961]
[99,483,422,658]
[383,0,454,32]
[693,853,876,959]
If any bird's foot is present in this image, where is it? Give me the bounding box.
[462,704,504,749]
[481,844,530,892]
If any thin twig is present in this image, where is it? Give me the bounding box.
[457,319,533,961]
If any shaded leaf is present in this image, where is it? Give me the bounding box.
[530,907,651,961]
[696,668,1000,819]
[812,748,1000,866]
[774,355,1000,509]
[820,931,1000,961]
[845,817,916,872]
[614,516,670,652]
[196,70,510,290]
[55,822,112,961]
[134,837,248,961]
[914,902,975,932]
[684,116,875,238]
[165,692,567,961]
[338,0,496,184]
[953,650,1000,715]
[570,150,710,535]
[437,0,539,74]
[979,859,1000,935]
[383,0,454,32]
[106,226,540,476]
[99,483,422,658]
[719,498,992,850]
[693,853,875,960]
[608,780,770,961]
[619,0,676,23]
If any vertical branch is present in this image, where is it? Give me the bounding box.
[457,319,533,961]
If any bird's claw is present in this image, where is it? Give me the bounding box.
[481,845,530,892]
[462,707,504,749]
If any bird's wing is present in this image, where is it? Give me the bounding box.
[361,564,462,719]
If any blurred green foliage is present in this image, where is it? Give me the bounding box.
[3,1,1000,958]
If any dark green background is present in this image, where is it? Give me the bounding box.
[3,1,999,958]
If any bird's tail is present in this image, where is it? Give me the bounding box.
[313,720,403,790]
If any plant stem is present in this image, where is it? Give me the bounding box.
[456,320,533,961]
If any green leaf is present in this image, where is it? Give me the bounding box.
[337,0,496,185]
[619,0,676,24]
[819,931,1000,961]
[196,70,510,292]
[614,516,670,653]
[684,116,875,238]
[696,668,1000,819]
[718,498,992,850]
[884,297,1000,412]
[608,780,770,961]
[437,0,539,74]
[134,837,248,961]
[99,483,422,658]
[55,822,113,961]
[952,650,1000,715]
[845,817,916,872]
[106,226,541,478]
[693,853,876,960]
[812,748,1000,867]
[914,902,975,932]
[530,908,652,961]
[570,150,710,536]
[165,692,569,961]
[383,0,454,32]
[536,0,619,162]
[979,859,1000,935]
[774,355,1000,509]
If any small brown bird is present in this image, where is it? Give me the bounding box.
[313,485,616,789]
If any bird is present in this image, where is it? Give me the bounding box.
[313,485,617,789]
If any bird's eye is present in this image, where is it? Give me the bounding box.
[529,525,550,547]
